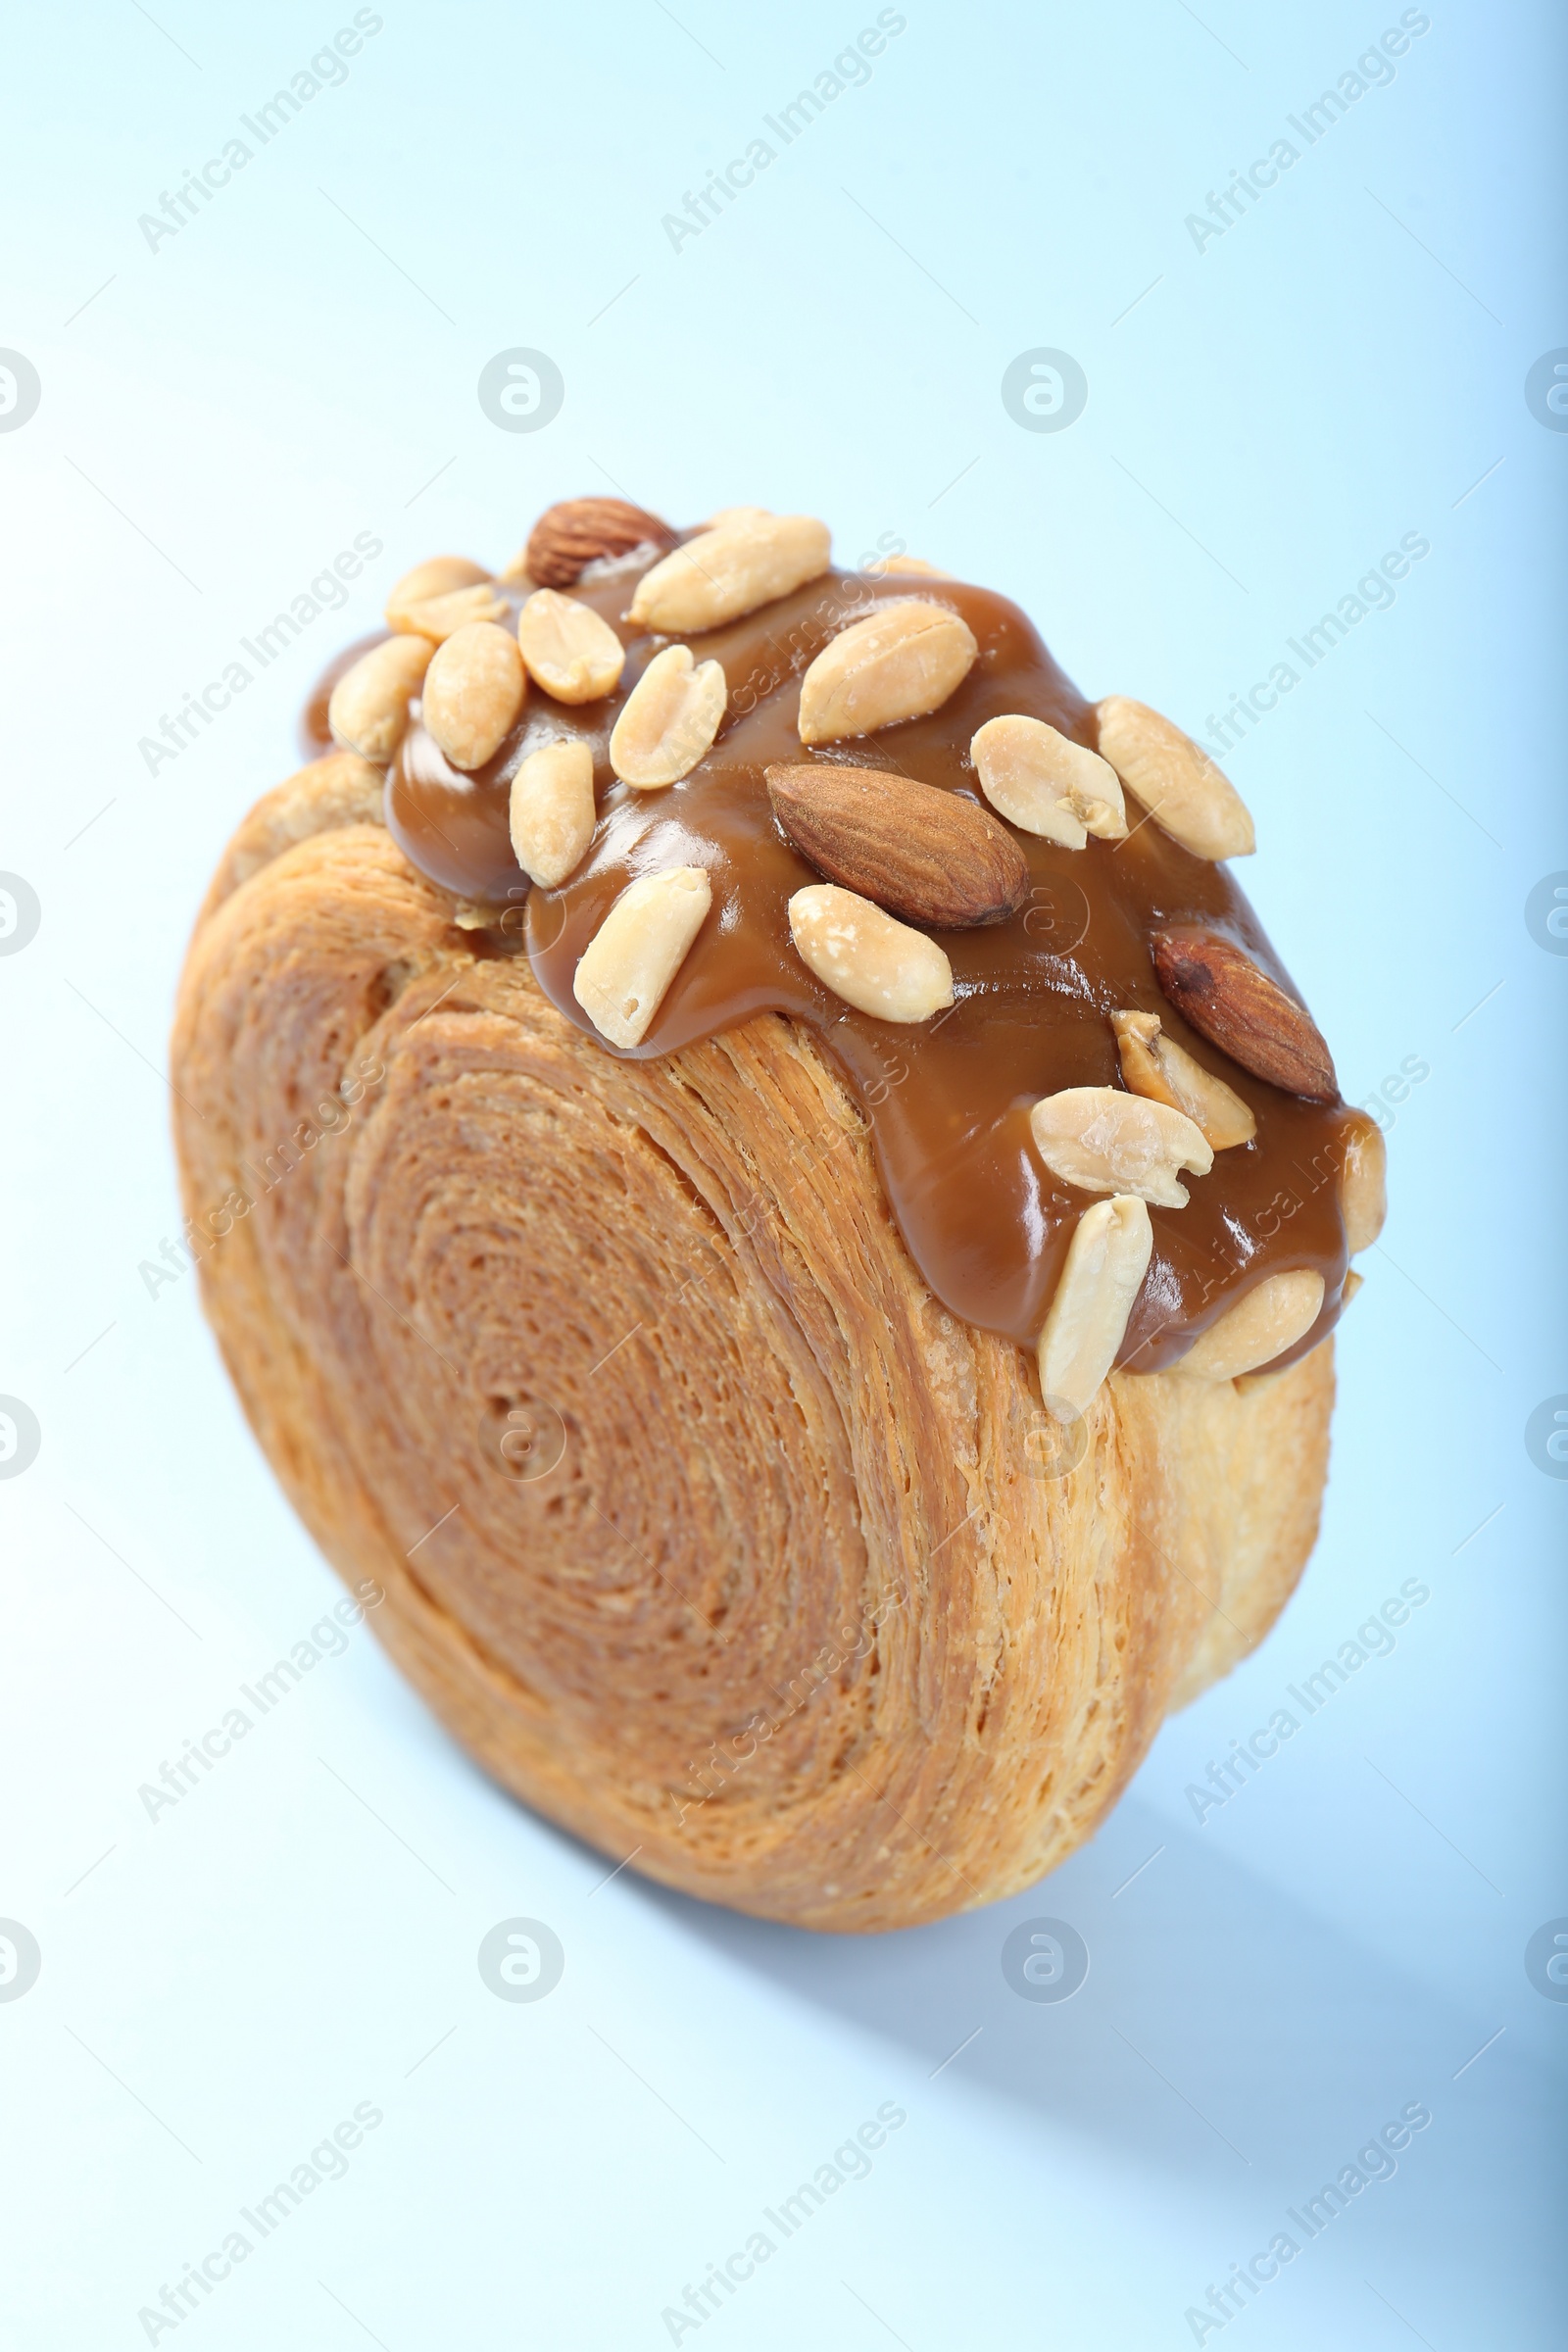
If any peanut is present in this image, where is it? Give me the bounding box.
[516,589,625,705]
[420,623,526,771]
[573,866,712,1048]
[326,635,434,764]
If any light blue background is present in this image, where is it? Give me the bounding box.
[1,2,1562,2345]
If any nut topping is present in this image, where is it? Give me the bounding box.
[1029,1087,1213,1208]
[970,713,1126,848]
[510,739,597,888]
[1340,1113,1387,1252]
[765,761,1029,929]
[788,885,955,1024]
[798,600,978,744]
[1037,1196,1153,1421]
[517,497,675,588]
[517,589,626,704]
[384,557,492,631]
[1152,929,1337,1102]
[629,513,831,633]
[326,634,434,763]
[397,581,509,641]
[420,622,526,772]
[1110,1009,1256,1150]
[1178,1268,1325,1380]
[609,645,726,788]
[573,865,711,1048]
[1095,697,1254,860]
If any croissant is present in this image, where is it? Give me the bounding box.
[172,499,1382,1932]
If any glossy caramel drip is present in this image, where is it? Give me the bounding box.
[301,555,1354,1368]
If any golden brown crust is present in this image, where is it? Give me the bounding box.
[170,761,1334,1931]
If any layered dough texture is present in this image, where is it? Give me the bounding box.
[171,757,1334,1931]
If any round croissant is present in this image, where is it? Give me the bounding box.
[171,753,1333,1932]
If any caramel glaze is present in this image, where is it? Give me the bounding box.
[301,557,1355,1371]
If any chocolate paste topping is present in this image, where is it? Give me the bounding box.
[301,555,1357,1370]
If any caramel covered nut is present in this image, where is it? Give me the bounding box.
[517,496,674,588]
[1030,1086,1213,1208]
[610,645,726,788]
[326,634,434,763]
[573,865,711,1048]
[1096,697,1255,860]
[630,513,831,633]
[420,622,526,772]
[517,589,626,705]
[788,884,955,1024]
[971,714,1127,848]
[510,739,597,888]
[385,557,492,632]
[1178,1268,1325,1380]
[1340,1113,1387,1252]
[765,761,1029,929]
[865,553,950,577]
[1110,1009,1256,1150]
[398,581,508,641]
[1037,1195,1153,1421]
[798,601,978,744]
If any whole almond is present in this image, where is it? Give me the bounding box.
[788,884,954,1024]
[421,622,526,771]
[509,739,598,888]
[573,865,711,1048]
[971,713,1126,848]
[610,645,726,788]
[385,557,492,631]
[517,589,626,704]
[1178,1268,1325,1380]
[766,761,1029,929]
[1037,1195,1153,1421]
[327,634,434,763]
[1096,697,1254,860]
[1029,1086,1212,1208]
[629,514,831,633]
[1110,1009,1256,1150]
[516,497,675,588]
[798,601,977,743]
[1152,929,1337,1101]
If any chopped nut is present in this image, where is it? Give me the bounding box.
[1037,1195,1153,1422]
[420,622,526,771]
[1110,1009,1256,1150]
[326,634,434,763]
[509,740,597,887]
[970,713,1126,848]
[1029,1086,1213,1208]
[788,884,955,1023]
[1340,1114,1387,1252]
[1342,1268,1364,1305]
[573,865,711,1048]
[1179,1268,1325,1380]
[398,582,509,641]
[517,589,625,704]
[799,601,978,744]
[629,513,831,632]
[1095,696,1255,860]
[384,557,492,631]
[609,645,726,788]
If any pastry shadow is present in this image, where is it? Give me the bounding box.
[633,1796,1557,2222]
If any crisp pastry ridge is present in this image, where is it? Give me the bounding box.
[170,501,1367,1930]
